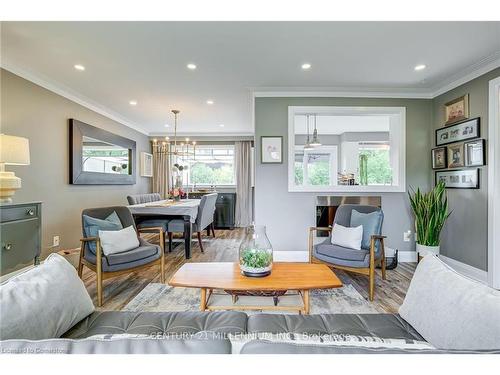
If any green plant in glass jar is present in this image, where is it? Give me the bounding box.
[239,225,273,277]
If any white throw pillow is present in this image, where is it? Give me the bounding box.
[98,225,140,256]
[330,223,363,250]
[0,253,95,340]
[399,255,500,350]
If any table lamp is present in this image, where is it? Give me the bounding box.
[0,134,30,203]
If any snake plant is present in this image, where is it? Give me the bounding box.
[408,181,451,246]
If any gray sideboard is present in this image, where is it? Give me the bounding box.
[0,202,42,275]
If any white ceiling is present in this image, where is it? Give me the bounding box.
[294,115,389,135]
[2,22,500,135]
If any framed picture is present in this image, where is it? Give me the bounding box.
[435,117,480,146]
[140,152,153,177]
[445,94,469,125]
[465,139,486,167]
[447,142,464,168]
[431,147,447,169]
[435,169,479,189]
[261,136,283,164]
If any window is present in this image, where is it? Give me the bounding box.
[174,145,235,186]
[295,146,338,187]
[358,142,392,185]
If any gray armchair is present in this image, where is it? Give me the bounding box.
[167,193,218,253]
[78,206,165,307]
[308,204,387,301]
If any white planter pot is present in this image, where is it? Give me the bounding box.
[416,243,440,257]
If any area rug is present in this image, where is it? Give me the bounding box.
[123,283,380,314]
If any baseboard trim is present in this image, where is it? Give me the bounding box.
[439,255,488,284]
[398,251,418,263]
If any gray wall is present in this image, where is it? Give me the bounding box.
[255,97,432,253]
[1,69,151,258]
[432,67,500,271]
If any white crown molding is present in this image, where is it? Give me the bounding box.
[149,132,254,137]
[252,88,433,99]
[1,61,149,135]
[429,51,500,97]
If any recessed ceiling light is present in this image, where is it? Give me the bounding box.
[187,63,197,70]
[129,100,137,106]
[74,64,85,71]
[206,100,214,105]
[301,63,312,70]
[414,64,427,71]
[164,124,170,128]
[219,124,225,127]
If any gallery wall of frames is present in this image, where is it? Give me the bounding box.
[431,94,485,189]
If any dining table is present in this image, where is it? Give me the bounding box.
[127,199,200,259]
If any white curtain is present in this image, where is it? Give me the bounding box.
[152,142,171,198]
[235,141,253,227]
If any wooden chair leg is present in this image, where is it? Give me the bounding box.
[368,237,376,301]
[78,242,84,278]
[380,238,387,281]
[168,232,173,253]
[197,231,204,253]
[159,231,165,283]
[96,240,103,307]
[211,223,216,238]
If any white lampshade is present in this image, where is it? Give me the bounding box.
[0,134,30,165]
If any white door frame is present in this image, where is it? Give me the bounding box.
[488,76,500,289]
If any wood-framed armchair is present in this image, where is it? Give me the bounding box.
[78,206,165,307]
[308,204,387,301]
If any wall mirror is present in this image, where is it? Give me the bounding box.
[288,106,406,192]
[70,119,136,184]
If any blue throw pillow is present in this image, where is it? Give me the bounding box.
[350,209,383,250]
[82,211,123,253]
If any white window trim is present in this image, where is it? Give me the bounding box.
[287,106,406,193]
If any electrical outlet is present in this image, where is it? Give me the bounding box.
[53,236,60,247]
[403,230,412,242]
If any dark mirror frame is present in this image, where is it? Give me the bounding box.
[69,119,136,185]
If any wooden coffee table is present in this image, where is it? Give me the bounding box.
[168,262,342,314]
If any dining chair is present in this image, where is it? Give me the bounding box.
[167,193,218,253]
[127,193,170,251]
[78,206,165,307]
[308,204,387,301]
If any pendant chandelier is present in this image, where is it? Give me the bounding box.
[309,114,322,147]
[303,114,314,150]
[152,109,196,161]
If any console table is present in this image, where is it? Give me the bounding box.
[0,201,42,275]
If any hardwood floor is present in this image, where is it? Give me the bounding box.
[81,228,416,313]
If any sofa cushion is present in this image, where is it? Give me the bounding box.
[63,311,248,338]
[83,211,122,253]
[315,240,368,262]
[105,241,159,266]
[0,254,94,340]
[98,225,140,256]
[350,209,383,250]
[399,255,500,350]
[247,313,423,341]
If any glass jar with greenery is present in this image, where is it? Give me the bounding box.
[239,225,273,277]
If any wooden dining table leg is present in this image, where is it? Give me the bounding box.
[183,215,192,259]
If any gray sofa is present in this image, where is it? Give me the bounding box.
[2,311,497,354]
